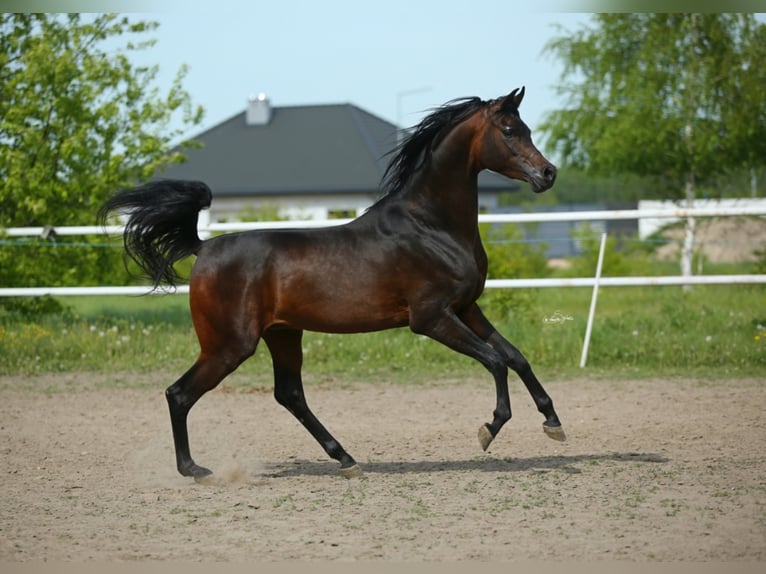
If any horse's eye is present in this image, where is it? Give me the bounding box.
[501,125,514,137]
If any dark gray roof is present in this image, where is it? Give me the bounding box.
[159,102,518,197]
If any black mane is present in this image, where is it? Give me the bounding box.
[381,97,487,196]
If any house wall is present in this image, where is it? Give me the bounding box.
[208,188,503,223]
[209,192,378,222]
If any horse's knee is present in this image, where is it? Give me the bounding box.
[274,385,306,412]
[484,351,508,380]
[498,345,529,374]
[488,332,529,372]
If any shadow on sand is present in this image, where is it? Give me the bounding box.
[260,451,669,479]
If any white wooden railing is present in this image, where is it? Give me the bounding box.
[2,205,766,297]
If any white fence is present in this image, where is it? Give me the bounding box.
[2,205,766,297]
[6,204,766,237]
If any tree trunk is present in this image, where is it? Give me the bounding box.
[680,14,700,292]
[680,171,696,291]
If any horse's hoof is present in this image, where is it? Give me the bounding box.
[478,424,494,451]
[180,463,213,479]
[543,423,567,442]
[188,464,214,484]
[339,464,363,479]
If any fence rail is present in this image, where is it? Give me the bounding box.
[2,273,766,299]
[6,205,766,237]
[2,206,765,297]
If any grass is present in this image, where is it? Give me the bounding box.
[1,280,764,387]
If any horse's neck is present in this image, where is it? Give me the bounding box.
[405,119,482,241]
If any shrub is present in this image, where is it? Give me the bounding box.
[479,222,550,323]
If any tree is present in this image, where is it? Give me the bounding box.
[0,13,204,288]
[540,14,766,279]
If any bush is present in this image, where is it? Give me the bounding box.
[754,247,766,274]
[0,295,73,320]
[479,222,550,323]
[0,233,133,288]
[567,223,631,277]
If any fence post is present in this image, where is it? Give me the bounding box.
[580,232,608,368]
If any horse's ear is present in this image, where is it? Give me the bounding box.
[512,86,525,108]
[500,86,525,114]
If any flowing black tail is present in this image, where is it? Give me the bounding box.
[98,179,212,289]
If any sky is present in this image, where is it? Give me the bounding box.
[122,1,594,145]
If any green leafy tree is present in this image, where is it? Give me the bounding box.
[0,13,204,288]
[540,14,766,279]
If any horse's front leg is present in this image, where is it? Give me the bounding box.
[410,308,513,451]
[459,303,566,445]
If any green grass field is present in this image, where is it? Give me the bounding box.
[1,282,764,387]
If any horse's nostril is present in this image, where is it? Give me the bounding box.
[543,165,557,182]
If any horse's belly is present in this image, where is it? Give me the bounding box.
[272,273,411,333]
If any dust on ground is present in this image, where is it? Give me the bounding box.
[0,373,763,561]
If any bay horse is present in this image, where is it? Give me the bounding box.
[99,87,565,480]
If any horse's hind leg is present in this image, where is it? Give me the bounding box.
[165,353,243,478]
[263,328,360,478]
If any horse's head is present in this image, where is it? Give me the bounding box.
[478,87,557,193]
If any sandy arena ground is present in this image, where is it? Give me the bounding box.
[0,373,763,562]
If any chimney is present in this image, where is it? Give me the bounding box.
[246,92,272,126]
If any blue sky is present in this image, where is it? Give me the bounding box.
[125,1,593,145]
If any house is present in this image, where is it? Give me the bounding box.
[159,94,519,223]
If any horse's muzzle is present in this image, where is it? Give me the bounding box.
[530,163,557,193]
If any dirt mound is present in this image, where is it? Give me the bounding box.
[654,216,766,263]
